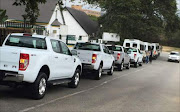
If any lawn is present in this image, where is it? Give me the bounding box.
[163,46,180,52]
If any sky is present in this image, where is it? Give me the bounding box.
[63,0,101,12]
[64,0,180,13]
[177,0,180,11]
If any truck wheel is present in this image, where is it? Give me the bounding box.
[118,62,124,71]
[107,65,114,76]
[94,65,102,80]
[134,62,138,68]
[139,62,142,66]
[68,69,80,88]
[126,62,130,69]
[31,72,47,100]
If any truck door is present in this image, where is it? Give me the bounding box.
[59,41,74,78]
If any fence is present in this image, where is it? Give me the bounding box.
[0,21,45,46]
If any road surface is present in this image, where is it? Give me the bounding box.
[0,52,179,112]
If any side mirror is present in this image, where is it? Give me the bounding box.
[71,50,77,55]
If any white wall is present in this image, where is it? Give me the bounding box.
[47,4,89,44]
[102,32,120,42]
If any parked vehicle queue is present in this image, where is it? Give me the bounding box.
[0,33,160,100]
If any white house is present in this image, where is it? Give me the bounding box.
[102,32,120,42]
[47,2,98,45]
[1,0,98,45]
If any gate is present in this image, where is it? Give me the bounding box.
[0,21,45,46]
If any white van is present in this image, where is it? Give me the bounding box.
[151,43,160,59]
[123,39,146,61]
[144,42,151,51]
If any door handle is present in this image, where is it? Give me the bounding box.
[65,58,68,60]
[54,57,58,59]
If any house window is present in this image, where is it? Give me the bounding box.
[79,36,82,40]
[53,30,57,34]
[67,35,76,41]
[59,35,62,40]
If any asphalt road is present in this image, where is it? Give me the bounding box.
[0,52,179,112]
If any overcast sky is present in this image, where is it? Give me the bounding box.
[63,0,180,12]
[177,0,180,10]
[63,0,101,11]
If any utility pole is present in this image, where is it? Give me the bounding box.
[22,14,27,33]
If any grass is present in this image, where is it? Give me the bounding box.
[162,46,180,52]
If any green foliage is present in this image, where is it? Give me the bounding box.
[13,0,47,24]
[89,15,98,21]
[84,0,180,46]
[0,9,8,23]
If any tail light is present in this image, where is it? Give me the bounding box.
[154,51,156,55]
[92,54,97,63]
[117,53,121,60]
[19,53,29,71]
[134,54,137,59]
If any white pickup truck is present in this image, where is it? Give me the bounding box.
[126,47,143,68]
[0,33,82,99]
[106,45,131,71]
[72,42,115,80]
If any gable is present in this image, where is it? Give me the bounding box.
[66,7,98,35]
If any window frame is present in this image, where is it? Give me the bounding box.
[60,41,72,56]
[50,39,62,54]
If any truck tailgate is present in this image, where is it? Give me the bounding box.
[0,47,20,72]
[76,50,93,64]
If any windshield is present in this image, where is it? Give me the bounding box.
[170,52,179,55]
[74,43,100,51]
[5,35,47,49]
[107,46,122,52]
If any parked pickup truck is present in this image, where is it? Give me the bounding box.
[126,47,143,68]
[72,42,115,80]
[106,45,131,71]
[0,33,82,99]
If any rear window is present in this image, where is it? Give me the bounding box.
[126,48,137,52]
[170,52,179,55]
[140,44,144,51]
[156,46,159,50]
[5,36,47,49]
[107,46,122,52]
[74,43,100,51]
[126,43,130,47]
[133,43,137,48]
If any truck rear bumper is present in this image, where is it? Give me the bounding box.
[82,64,94,70]
[0,71,24,82]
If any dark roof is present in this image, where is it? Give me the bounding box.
[0,0,57,23]
[0,0,99,35]
[51,19,61,26]
[66,7,98,35]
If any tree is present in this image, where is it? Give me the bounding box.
[0,9,8,23]
[13,0,47,24]
[84,0,180,44]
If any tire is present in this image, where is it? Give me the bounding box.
[94,65,103,80]
[31,72,47,100]
[139,63,142,66]
[107,64,114,75]
[126,61,130,69]
[118,62,124,71]
[134,62,138,68]
[68,69,81,88]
